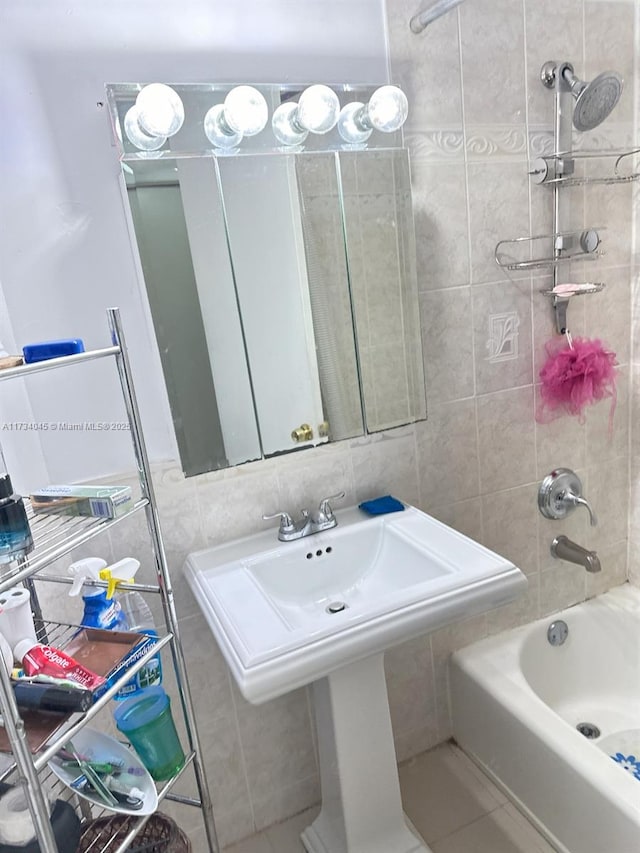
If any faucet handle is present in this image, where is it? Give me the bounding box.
[538,468,597,527]
[316,491,346,523]
[262,510,295,534]
[562,493,598,527]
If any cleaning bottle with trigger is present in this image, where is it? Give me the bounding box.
[68,558,126,630]
[100,557,163,699]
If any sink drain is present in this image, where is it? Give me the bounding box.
[326,601,347,614]
[577,722,601,739]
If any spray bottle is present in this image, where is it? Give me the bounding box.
[100,557,163,698]
[68,558,126,630]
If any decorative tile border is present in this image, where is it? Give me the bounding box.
[404,128,465,161]
[465,125,528,162]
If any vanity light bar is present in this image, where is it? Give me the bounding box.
[123,83,408,152]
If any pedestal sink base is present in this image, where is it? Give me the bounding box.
[301,654,432,853]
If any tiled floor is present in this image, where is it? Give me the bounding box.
[225,742,556,853]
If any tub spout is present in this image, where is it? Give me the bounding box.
[551,535,601,573]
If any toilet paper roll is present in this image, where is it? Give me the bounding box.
[0,786,52,845]
[0,587,37,650]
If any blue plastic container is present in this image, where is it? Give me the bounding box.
[114,686,184,781]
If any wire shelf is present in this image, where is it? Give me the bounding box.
[494,230,602,271]
[529,147,640,187]
[0,499,149,595]
[541,283,605,297]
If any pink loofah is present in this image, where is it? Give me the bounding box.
[536,335,618,427]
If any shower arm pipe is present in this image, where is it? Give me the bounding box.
[410,0,466,33]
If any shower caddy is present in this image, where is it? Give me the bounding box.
[494,60,640,335]
[0,308,220,853]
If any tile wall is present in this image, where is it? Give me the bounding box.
[38,1,638,848]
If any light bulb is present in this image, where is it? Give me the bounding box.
[337,102,373,144]
[224,86,268,136]
[204,104,242,149]
[136,83,185,138]
[297,85,340,134]
[124,106,167,151]
[272,102,309,146]
[367,85,408,133]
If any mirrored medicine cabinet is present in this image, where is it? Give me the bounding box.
[106,83,427,477]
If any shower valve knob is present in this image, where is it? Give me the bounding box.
[538,468,597,527]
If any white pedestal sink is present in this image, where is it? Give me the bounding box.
[185,504,526,852]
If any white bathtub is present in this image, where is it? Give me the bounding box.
[450,585,640,853]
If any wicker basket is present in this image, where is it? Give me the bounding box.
[77,812,191,853]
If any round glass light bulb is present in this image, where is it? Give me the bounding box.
[204,104,242,149]
[367,86,408,133]
[136,83,185,138]
[272,102,309,146]
[124,106,167,151]
[297,84,340,134]
[224,86,268,137]
[337,102,373,144]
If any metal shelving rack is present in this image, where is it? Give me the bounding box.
[0,308,220,853]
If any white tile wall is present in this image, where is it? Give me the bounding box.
[38,2,638,847]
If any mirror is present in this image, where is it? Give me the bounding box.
[108,84,426,476]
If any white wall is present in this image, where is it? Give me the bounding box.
[0,0,388,492]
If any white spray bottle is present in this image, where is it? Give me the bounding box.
[100,557,163,697]
[68,557,126,630]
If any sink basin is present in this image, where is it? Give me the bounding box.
[185,504,526,704]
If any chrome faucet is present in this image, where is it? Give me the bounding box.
[263,491,346,542]
[551,535,601,573]
[538,468,597,526]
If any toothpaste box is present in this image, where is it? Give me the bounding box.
[64,627,158,702]
[29,485,133,520]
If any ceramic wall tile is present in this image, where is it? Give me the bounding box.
[585,455,630,547]
[231,683,318,825]
[476,386,537,494]
[534,386,588,480]
[472,278,533,394]
[584,267,632,365]
[387,0,464,130]
[460,0,526,126]
[539,563,586,615]
[585,185,633,270]
[416,399,480,507]
[467,162,531,284]
[420,287,475,403]
[410,161,469,290]
[350,427,420,506]
[427,497,484,543]
[431,615,488,741]
[196,465,281,546]
[585,363,630,462]
[481,484,539,575]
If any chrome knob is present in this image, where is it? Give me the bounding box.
[538,468,597,527]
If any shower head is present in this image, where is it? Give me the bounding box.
[540,61,623,131]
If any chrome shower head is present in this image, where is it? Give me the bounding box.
[540,61,623,131]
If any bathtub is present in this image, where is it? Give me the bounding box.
[450,584,640,853]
